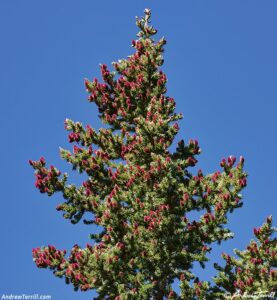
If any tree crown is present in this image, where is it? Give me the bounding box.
[29,9,276,299]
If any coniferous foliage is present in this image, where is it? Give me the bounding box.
[30,9,276,299]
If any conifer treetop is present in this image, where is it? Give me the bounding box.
[29,9,276,299]
[136,8,157,38]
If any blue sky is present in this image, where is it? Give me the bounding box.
[0,1,276,298]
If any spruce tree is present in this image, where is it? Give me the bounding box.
[29,9,276,299]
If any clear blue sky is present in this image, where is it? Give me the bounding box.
[0,1,276,298]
